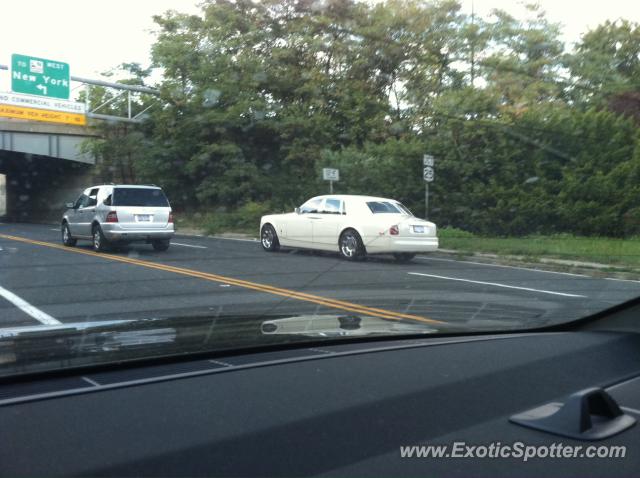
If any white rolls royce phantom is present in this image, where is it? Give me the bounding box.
[259,195,438,262]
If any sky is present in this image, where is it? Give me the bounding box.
[0,0,638,86]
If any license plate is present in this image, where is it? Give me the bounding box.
[413,226,425,233]
[135,215,152,222]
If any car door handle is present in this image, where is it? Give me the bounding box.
[309,216,322,220]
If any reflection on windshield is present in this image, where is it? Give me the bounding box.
[0,0,639,376]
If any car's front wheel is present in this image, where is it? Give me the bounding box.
[339,229,366,261]
[393,253,416,263]
[152,240,170,251]
[61,223,76,247]
[92,225,110,252]
[261,224,280,252]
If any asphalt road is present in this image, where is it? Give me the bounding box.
[1,222,640,332]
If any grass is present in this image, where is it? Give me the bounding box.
[439,228,640,268]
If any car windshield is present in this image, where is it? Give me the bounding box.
[0,0,639,377]
[113,188,169,207]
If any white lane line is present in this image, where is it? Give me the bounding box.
[211,236,259,243]
[50,228,59,232]
[417,256,589,277]
[407,272,587,298]
[606,277,640,284]
[0,286,61,325]
[172,242,208,249]
[173,233,259,243]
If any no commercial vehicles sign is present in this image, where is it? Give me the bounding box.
[0,91,86,125]
[11,53,70,99]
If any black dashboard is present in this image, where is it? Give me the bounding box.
[2,319,640,477]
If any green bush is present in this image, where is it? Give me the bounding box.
[197,201,271,235]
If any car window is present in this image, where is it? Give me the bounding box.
[366,201,403,214]
[75,194,90,208]
[322,198,342,214]
[300,198,322,214]
[112,188,169,207]
[3,0,640,382]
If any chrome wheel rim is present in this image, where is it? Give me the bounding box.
[340,233,357,257]
[62,226,69,243]
[93,230,100,250]
[262,228,273,249]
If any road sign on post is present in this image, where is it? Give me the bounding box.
[11,54,70,99]
[323,168,339,194]
[422,155,435,219]
[0,91,86,125]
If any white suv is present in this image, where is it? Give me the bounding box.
[61,184,175,252]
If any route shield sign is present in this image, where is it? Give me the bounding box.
[423,154,435,167]
[11,54,70,99]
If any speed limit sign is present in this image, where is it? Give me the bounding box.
[423,166,434,182]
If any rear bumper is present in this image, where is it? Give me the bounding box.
[102,224,175,242]
[365,235,439,254]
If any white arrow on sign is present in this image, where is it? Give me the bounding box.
[36,84,48,95]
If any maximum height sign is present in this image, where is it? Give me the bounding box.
[11,53,70,99]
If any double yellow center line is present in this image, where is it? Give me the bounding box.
[0,233,443,325]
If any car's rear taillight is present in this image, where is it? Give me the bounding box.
[106,211,118,223]
[390,225,399,235]
[168,212,174,223]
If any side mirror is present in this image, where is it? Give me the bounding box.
[294,207,301,214]
[65,202,74,209]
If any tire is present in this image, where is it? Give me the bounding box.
[152,240,170,251]
[339,229,366,261]
[393,253,416,263]
[61,223,77,247]
[261,224,280,252]
[92,224,110,252]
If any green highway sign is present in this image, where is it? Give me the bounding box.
[11,53,70,99]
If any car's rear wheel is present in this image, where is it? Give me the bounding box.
[339,229,366,261]
[393,253,416,263]
[61,223,76,247]
[92,225,110,252]
[152,240,170,251]
[261,224,280,252]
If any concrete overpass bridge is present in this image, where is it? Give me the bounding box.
[0,65,158,222]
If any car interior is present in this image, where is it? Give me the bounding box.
[2,298,640,477]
